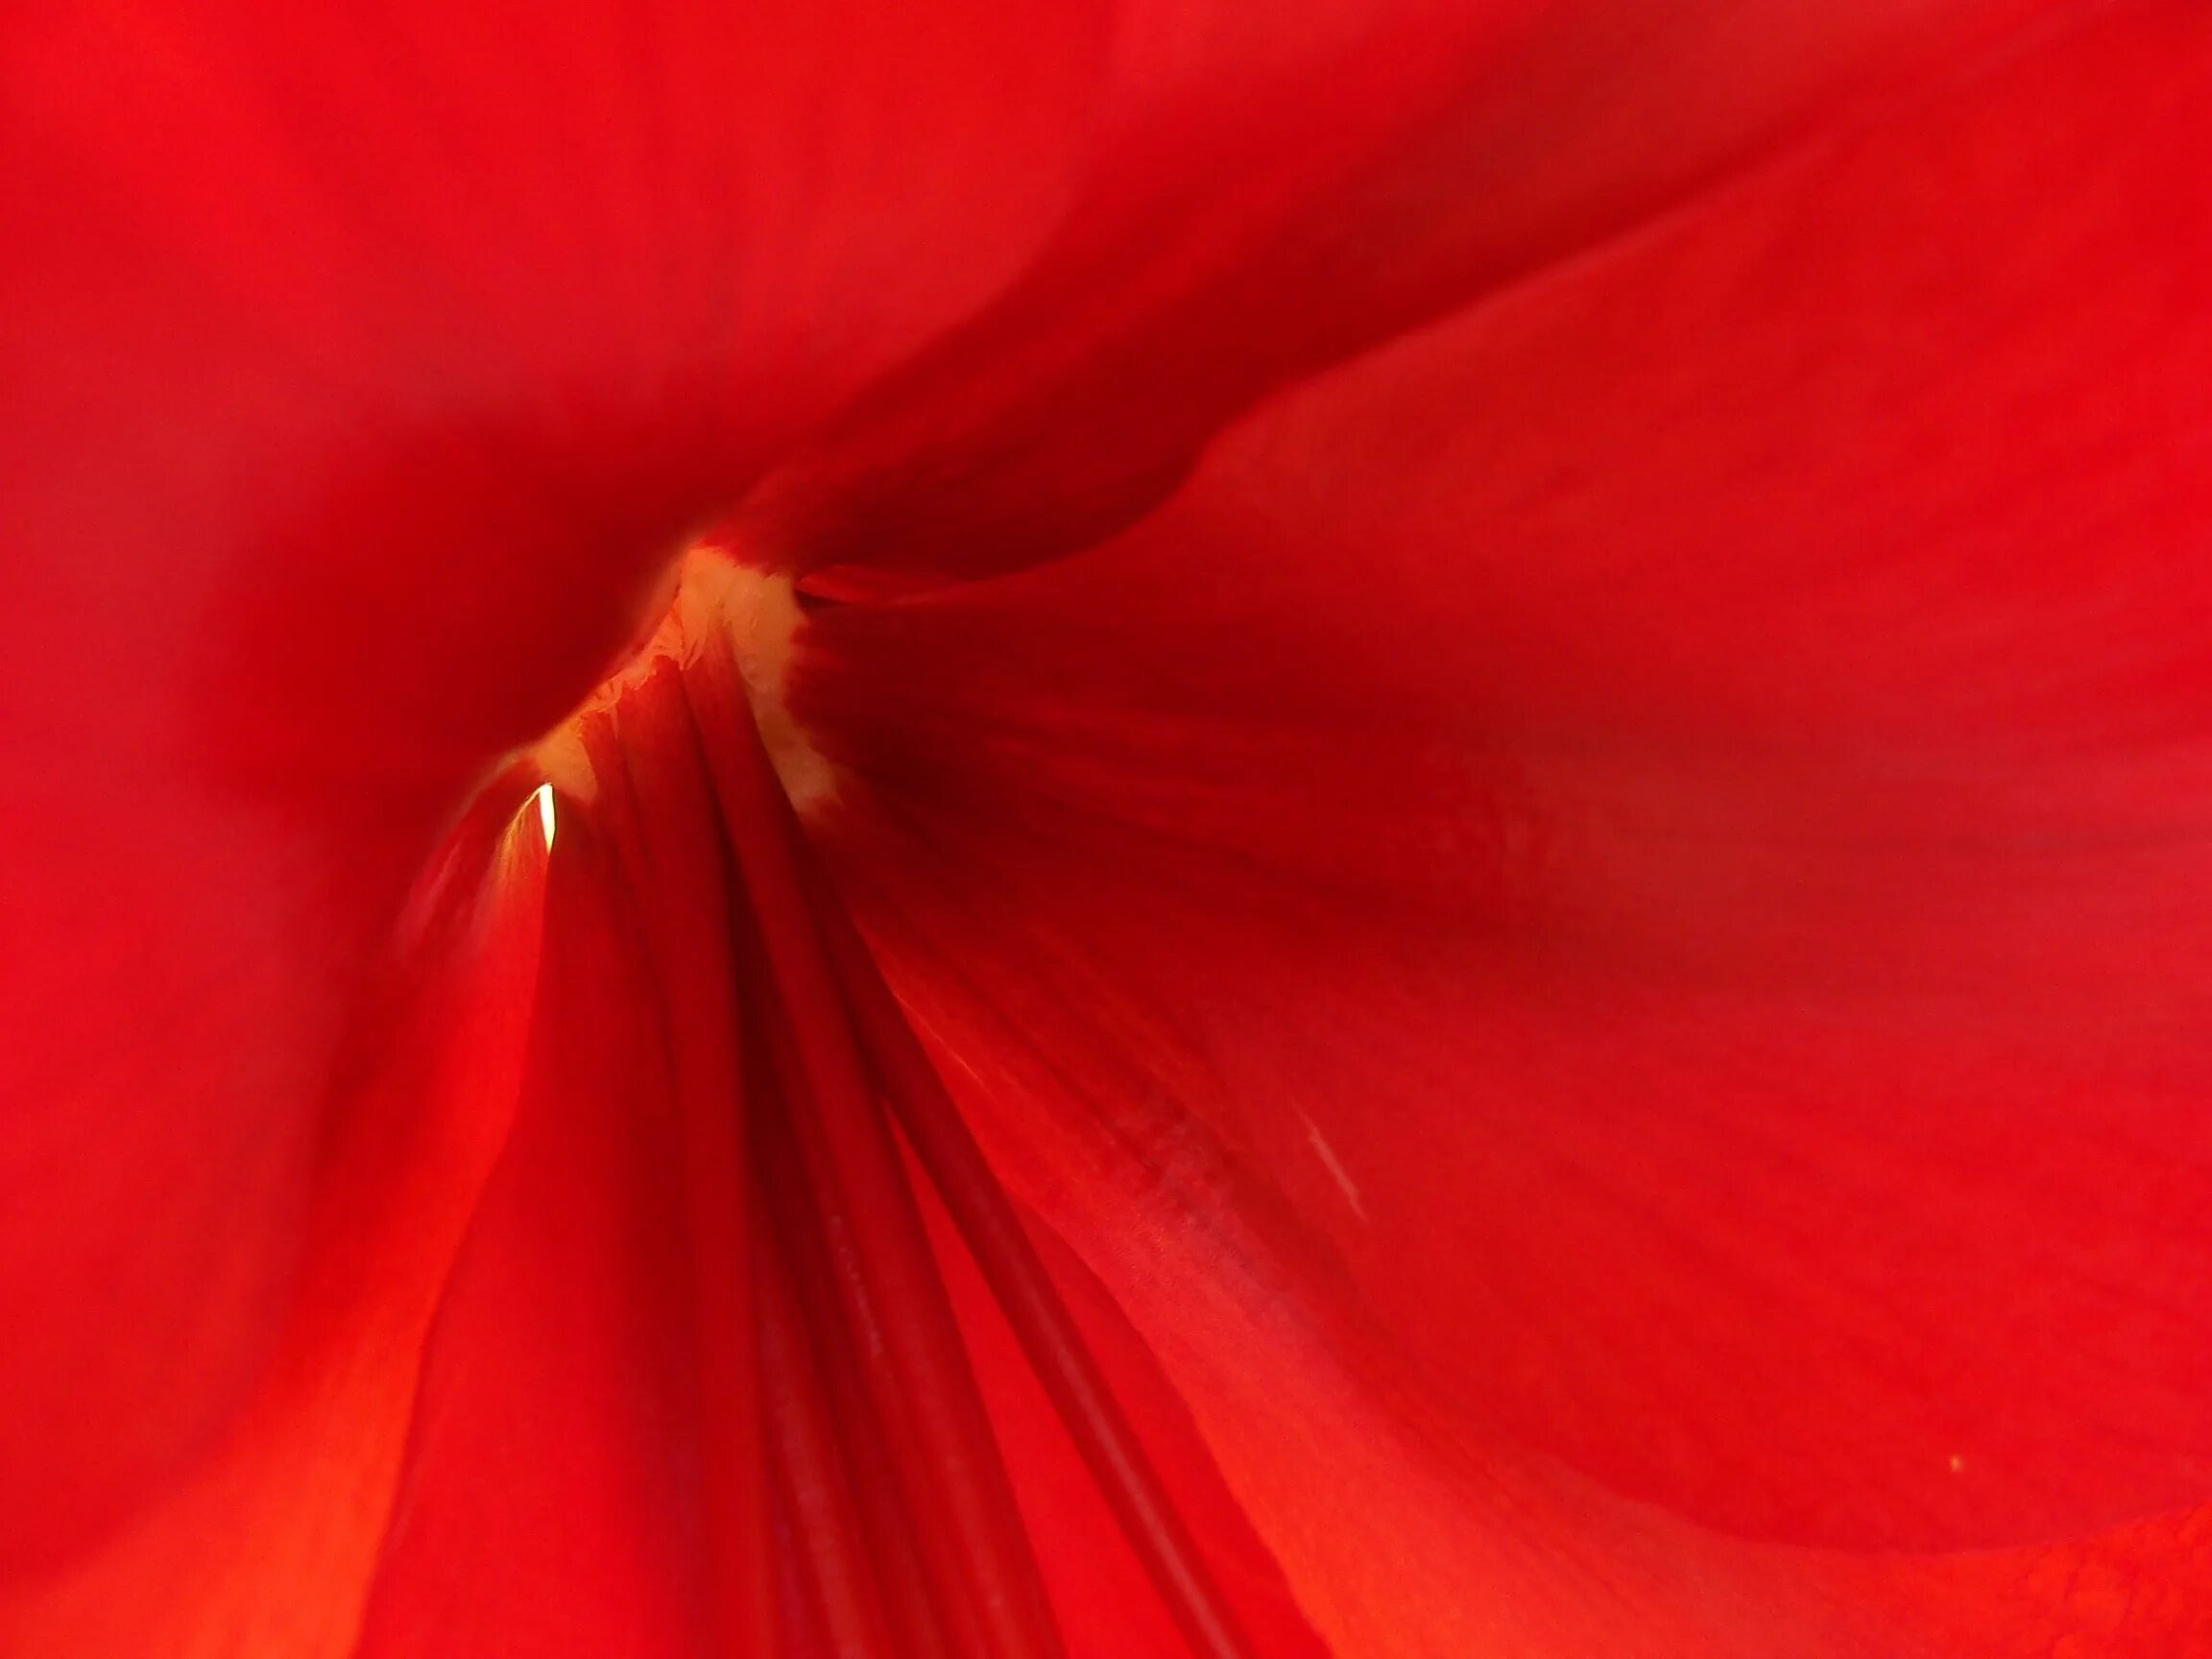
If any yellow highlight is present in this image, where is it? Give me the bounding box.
[532,782,557,852]
[522,545,839,818]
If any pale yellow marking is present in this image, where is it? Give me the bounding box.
[524,546,838,816]
[676,553,839,816]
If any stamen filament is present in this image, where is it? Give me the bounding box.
[684,645,1067,1659]
[747,1006,957,1659]
[807,871,1264,1659]
[576,619,1274,1656]
[582,695,775,1655]
[757,1197,900,1659]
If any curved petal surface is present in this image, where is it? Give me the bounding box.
[752,0,2064,583]
[795,2,2212,1645]
[0,800,547,1655]
[0,0,1105,1554]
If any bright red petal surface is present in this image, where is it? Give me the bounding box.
[793,0,2212,1645]
[0,801,547,1655]
[750,0,2059,583]
[0,0,1104,1557]
[354,817,742,1658]
[10,0,2210,1650]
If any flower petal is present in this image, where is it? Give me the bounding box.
[0,799,545,1655]
[354,814,750,1657]
[749,0,2063,582]
[916,1174,1330,1659]
[0,0,1107,1556]
[796,0,2212,1619]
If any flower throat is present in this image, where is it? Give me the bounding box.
[533,565,1262,1659]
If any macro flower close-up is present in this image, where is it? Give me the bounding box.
[5,0,2212,1654]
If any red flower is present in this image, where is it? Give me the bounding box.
[5,0,2212,1653]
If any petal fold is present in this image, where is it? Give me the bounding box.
[794,0,2212,1644]
[1,0,1107,1554]
[749,0,2065,583]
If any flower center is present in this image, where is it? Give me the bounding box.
[531,546,836,816]
[500,560,1266,1658]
